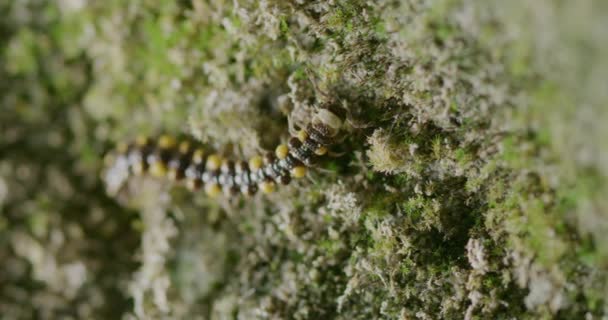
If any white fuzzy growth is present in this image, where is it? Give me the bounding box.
[104,155,130,196]
[466,238,488,274]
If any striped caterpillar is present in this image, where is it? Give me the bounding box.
[103,105,345,198]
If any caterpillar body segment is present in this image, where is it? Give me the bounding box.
[103,106,344,197]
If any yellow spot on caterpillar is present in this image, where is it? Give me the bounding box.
[135,135,149,146]
[315,146,328,155]
[192,149,205,164]
[158,135,176,149]
[186,178,201,191]
[117,142,129,153]
[291,166,307,178]
[297,129,308,142]
[205,183,222,197]
[275,144,289,159]
[178,141,191,154]
[260,180,276,194]
[167,168,179,181]
[149,161,167,177]
[249,156,263,170]
[206,154,222,171]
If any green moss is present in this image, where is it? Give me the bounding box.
[1,0,607,318]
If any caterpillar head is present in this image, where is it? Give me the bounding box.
[311,104,345,138]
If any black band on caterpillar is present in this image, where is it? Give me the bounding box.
[103,106,344,198]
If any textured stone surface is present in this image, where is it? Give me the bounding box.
[1,0,607,318]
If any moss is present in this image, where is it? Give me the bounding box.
[1,0,607,319]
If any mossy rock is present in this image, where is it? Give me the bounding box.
[0,0,607,319]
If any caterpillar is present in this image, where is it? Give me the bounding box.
[103,105,345,198]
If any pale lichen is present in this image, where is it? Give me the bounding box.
[1,0,607,319]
